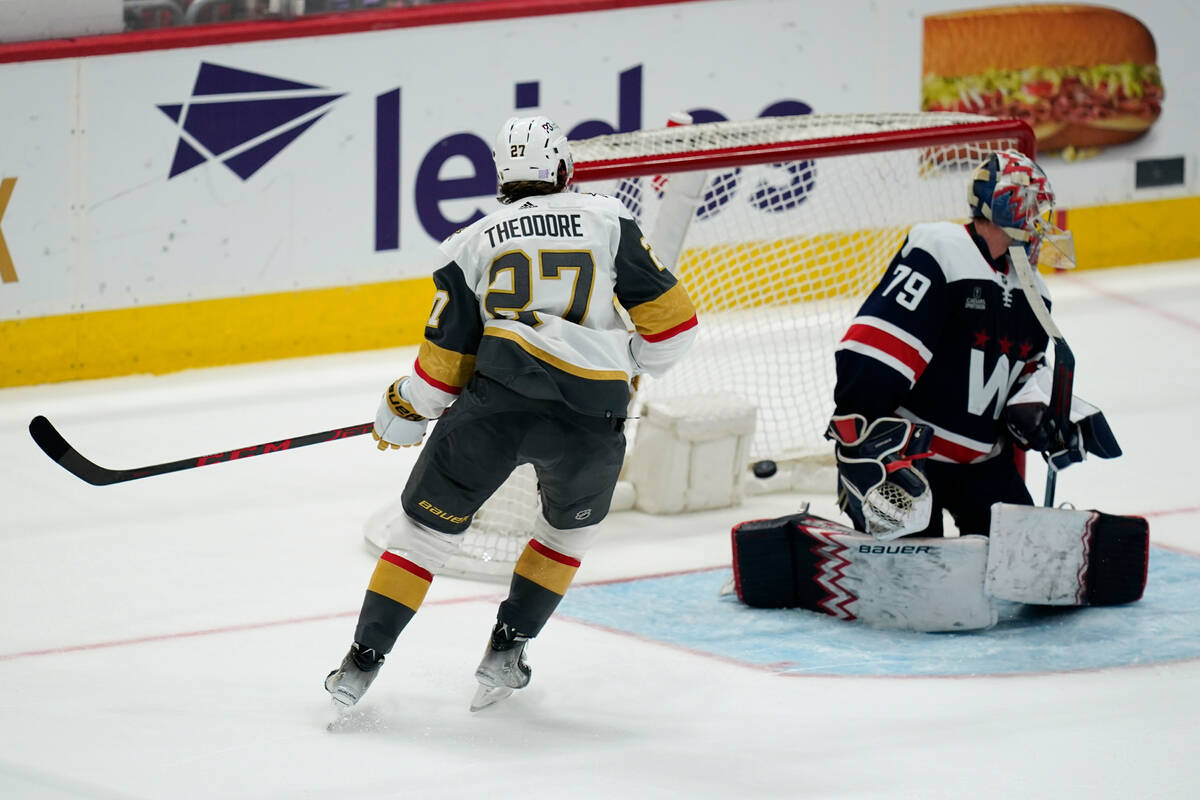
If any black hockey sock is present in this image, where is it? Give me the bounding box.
[497,539,580,638]
[353,551,433,655]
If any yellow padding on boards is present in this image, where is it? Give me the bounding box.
[673,195,1200,302]
[514,541,579,596]
[0,277,433,388]
[1065,196,1200,270]
[675,228,910,312]
[368,552,433,611]
[4,196,1195,389]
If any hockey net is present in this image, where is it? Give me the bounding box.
[365,111,1035,580]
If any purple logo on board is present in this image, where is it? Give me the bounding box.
[157,63,343,180]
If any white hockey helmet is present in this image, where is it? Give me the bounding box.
[493,116,574,189]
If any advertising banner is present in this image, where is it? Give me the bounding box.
[0,0,1195,385]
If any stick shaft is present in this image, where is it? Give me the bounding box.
[1008,246,1075,507]
[28,415,374,486]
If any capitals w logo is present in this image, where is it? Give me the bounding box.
[157,63,343,181]
[967,350,1025,419]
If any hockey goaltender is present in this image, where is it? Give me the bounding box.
[730,150,1146,632]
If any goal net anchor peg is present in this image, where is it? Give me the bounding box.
[624,394,757,514]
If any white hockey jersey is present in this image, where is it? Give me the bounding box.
[407,191,698,419]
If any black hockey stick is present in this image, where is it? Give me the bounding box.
[1008,245,1075,506]
[28,415,374,486]
[1042,339,1076,506]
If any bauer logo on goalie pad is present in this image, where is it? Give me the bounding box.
[858,545,933,555]
[731,512,996,632]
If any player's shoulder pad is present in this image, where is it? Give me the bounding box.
[438,202,506,262]
[440,208,494,249]
[574,190,636,221]
[902,221,991,285]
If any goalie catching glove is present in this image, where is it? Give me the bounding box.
[373,377,428,450]
[826,414,934,541]
[1003,366,1121,471]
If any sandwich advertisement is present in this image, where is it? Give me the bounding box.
[921,4,1164,159]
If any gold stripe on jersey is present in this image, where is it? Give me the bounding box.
[416,340,477,391]
[626,283,697,339]
[482,328,630,381]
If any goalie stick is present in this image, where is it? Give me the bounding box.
[28,415,374,486]
[1008,245,1075,507]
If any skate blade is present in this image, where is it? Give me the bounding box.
[469,684,513,712]
[326,694,358,730]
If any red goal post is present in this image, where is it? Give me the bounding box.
[364,111,1036,581]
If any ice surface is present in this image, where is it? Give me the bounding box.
[2,261,1198,799]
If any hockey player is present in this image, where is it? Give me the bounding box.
[325,116,698,712]
[826,149,1118,540]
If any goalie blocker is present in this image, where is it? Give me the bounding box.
[731,505,1147,632]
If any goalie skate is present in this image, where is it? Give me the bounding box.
[469,623,531,712]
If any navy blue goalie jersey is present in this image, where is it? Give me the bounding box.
[833,221,1051,464]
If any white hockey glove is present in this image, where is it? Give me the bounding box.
[373,377,428,450]
[826,414,934,541]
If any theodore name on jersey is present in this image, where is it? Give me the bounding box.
[410,191,697,420]
[483,212,584,246]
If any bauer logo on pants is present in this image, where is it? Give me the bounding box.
[157,63,344,181]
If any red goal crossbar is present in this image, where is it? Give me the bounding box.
[574,118,1036,181]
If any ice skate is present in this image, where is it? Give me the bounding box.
[325,643,384,714]
[469,623,531,712]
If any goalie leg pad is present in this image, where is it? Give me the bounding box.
[1084,513,1149,605]
[985,503,1149,606]
[731,512,996,631]
[729,514,814,610]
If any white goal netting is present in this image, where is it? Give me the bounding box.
[365,111,1034,581]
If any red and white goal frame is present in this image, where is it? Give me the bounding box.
[365,111,1036,580]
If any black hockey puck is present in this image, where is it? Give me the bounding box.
[752,460,777,479]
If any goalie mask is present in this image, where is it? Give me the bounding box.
[493,116,574,193]
[969,150,1069,266]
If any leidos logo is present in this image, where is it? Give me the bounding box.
[157,63,343,181]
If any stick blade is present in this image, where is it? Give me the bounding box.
[28,415,118,486]
[29,415,70,462]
